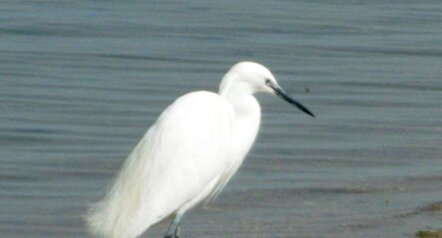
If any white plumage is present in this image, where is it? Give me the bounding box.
[86,61,314,238]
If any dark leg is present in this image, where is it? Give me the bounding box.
[164,214,183,238]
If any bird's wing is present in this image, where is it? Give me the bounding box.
[87,91,235,238]
[140,91,235,209]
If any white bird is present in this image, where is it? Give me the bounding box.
[86,61,314,238]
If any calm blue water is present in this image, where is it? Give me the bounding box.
[1,1,441,237]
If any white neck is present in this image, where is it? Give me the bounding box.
[218,72,261,158]
[219,71,260,118]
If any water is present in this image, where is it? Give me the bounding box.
[1,1,441,237]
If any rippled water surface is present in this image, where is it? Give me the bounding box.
[1,1,441,237]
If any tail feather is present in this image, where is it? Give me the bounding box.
[86,137,154,238]
[86,179,144,238]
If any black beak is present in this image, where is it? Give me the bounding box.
[266,80,315,118]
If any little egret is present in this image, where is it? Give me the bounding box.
[87,61,314,238]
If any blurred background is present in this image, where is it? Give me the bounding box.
[1,1,441,237]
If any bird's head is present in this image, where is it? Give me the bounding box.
[219,61,315,118]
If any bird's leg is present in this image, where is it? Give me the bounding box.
[173,223,181,238]
[164,222,180,238]
[164,214,182,238]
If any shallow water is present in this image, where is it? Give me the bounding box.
[1,1,441,237]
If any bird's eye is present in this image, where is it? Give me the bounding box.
[265,79,272,86]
